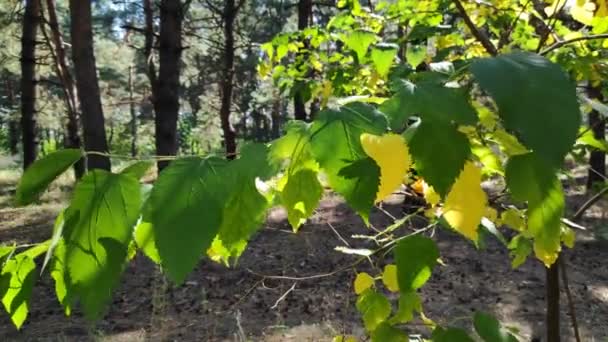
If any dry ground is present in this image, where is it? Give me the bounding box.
[0,160,607,342]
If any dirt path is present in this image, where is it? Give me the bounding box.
[0,193,607,341]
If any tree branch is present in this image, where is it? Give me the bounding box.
[541,34,608,55]
[452,0,497,56]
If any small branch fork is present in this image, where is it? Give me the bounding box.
[452,0,497,56]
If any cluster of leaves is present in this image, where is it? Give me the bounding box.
[3,49,582,342]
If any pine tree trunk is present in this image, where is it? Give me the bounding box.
[154,0,183,171]
[293,0,312,122]
[44,0,84,178]
[69,0,110,171]
[219,0,238,159]
[587,86,605,191]
[5,77,19,155]
[129,65,137,157]
[20,0,40,169]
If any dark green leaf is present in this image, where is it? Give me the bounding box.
[60,170,141,319]
[432,327,475,342]
[409,120,470,196]
[380,81,477,130]
[474,312,519,342]
[471,52,581,166]
[394,235,439,292]
[310,103,387,220]
[15,149,82,205]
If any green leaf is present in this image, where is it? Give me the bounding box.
[474,312,519,342]
[310,103,387,221]
[280,169,323,230]
[342,29,376,61]
[432,327,475,342]
[0,254,37,329]
[216,145,273,258]
[406,44,426,68]
[391,291,422,323]
[508,235,532,268]
[60,170,141,319]
[120,161,153,179]
[505,153,564,266]
[147,157,228,284]
[337,157,380,222]
[356,289,392,332]
[134,222,160,264]
[409,120,470,196]
[577,128,608,152]
[15,149,82,205]
[50,240,71,315]
[471,52,581,167]
[380,81,477,130]
[371,322,409,342]
[394,235,439,292]
[371,43,398,77]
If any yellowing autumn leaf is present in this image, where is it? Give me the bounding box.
[382,264,399,292]
[422,182,440,206]
[354,272,375,294]
[443,162,487,241]
[360,133,411,202]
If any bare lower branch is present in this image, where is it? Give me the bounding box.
[452,0,497,56]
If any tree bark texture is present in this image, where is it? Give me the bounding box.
[129,65,137,157]
[219,0,238,159]
[20,0,41,169]
[546,260,561,342]
[44,0,84,178]
[69,0,111,171]
[154,0,183,171]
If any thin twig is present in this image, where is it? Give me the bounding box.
[327,222,351,247]
[559,259,581,342]
[452,0,498,56]
[541,34,608,55]
[572,185,608,220]
[270,282,296,309]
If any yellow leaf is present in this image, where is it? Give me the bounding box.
[333,336,358,342]
[354,272,375,294]
[561,226,576,249]
[360,133,412,202]
[443,162,487,241]
[382,264,399,292]
[485,207,498,223]
[422,181,440,206]
[500,208,526,232]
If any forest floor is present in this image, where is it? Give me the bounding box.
[0,158,607,342]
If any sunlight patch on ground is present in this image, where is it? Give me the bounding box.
[99,329,147,342]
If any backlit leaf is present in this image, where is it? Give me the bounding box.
[15,149,82,205]
[356,289,391,331]
[371,43,398,77]
[60,170,141,319]
[443,162,487,241]
[382,264,399,292]
[354,272,375,294]
[371,322,408,342]
[360,133,411,202]
[0,254,37,329]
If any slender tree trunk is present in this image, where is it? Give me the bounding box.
[293,0,312,121]
[154,0,183,171]
[587,86,605,191]
[129,65,137,157]
[219,0,238,159]
[5,77,19,155]
[21,0,40,169]
[271,91,281,139]
[546,260,560,342]
[43,0,84,178]
[69,0,110,171]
